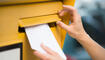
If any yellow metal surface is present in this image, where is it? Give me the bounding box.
[0,1,62,42]
[0,0,56,5]
[19,14,61,27]
[63,0,75,6]
[0,0,75,60]
[0,38,22,47]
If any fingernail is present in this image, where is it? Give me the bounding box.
[41,43,48,49]
[63,5,66,7]
[34,51,37,54]
[56,21,61,24]
[58,10,61,13]
[34,51,40,54]
[59,13,63,16]
[41,43,44,47]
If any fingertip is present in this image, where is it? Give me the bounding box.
[58,10,61,13]
[63,5,70,8]
[63,5,67,8]
[59,11,65,16]
[63,5,76,12]
[56,21,65,28]
[34,51,39,55]
[40,43,49,50]
[57,21,69,31]
[56,21,64,28]
[41,43,46,48]
[59,13,64,16]
[56,21,62,25]
[63,5,67,7]
[40,43,44,47]
[63,5,72,8]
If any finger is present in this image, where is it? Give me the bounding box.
[63,5,80,23]
[63,5,77,13]
[41,43,57,55]
[59,5,76,17]
[63,5,79,16]
[59,9,68,16]
[34,51,49,59]
[56,21,69,31]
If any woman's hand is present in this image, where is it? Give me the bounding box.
[57,5,88,40]
[34,44,64,60]
[57,5,105,60]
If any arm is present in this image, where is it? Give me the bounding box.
[57,5,105,60]
[77,33,105,60]
[34,5,105,60]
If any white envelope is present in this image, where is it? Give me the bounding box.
[25,24,66,60]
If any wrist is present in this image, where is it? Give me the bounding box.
[75,32,89,41]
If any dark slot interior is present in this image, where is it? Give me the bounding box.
[18,27,25,32]
[48,22,56,27]
[18,22,57,33]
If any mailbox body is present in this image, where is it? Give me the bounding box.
[0,0,75,60]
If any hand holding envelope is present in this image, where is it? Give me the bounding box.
[34,43,65,60]
[25,24,66,60]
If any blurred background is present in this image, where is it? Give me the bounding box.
[63,0,105,60]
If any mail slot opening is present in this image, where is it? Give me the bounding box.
[18,22,57,33]
[18,27,25,33]
[48,22,57,27]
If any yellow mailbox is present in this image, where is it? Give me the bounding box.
[0,0,75,60]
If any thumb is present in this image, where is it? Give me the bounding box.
[56,21,69,31]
